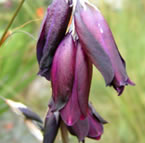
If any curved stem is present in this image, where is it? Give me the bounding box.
[0,0,26,47]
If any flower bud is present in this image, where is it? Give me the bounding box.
[36,0,73,80]
[43,111,60,143]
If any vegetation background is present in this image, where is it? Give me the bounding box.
[0,0,144,143]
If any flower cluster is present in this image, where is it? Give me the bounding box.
[36,0,134,142]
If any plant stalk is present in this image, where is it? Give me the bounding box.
[0,0,26,47]
[60,121,69,143]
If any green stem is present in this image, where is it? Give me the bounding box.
[0,0,26,47]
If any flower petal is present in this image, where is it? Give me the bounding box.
[51,33,76,110]
[36,0,73,80]
[87,107,104,140]
[60,81,81,126]
[74,1,134,95]
[74,1,114,85]
[60,41,92,125]
[89,103,108,124]
[75,41,92,118]
[68,117,89,141]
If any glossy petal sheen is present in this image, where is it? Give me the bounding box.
[60,41,92,125]
[60,81,81,126]
[75,42,92,118]
[36,0,72,80]
[51,33,76,110]
[74,1,134,95]
[43,111,60,143]
[74,1,114,85]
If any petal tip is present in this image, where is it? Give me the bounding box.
[96,135,101,140]
[117,86,125,96]
[63,117,74,126]
[37,69,50,80]
[127,79,135,86]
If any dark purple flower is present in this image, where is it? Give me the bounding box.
[51,33,76,110]
[60,41,92,126]
[68,103,107,142]
[74,0,134,95]
[35,0,135,142]
[43,101,107,142]
[36,0,73,80]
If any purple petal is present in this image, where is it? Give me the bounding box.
[51,33,76,110]
[43,111,60,143]
[74,1,114,85]
[89,103,108,124]
[74,1,134,95]
[60,41,92,125]
[60,81,81,126]
[68,117,89,141]
[66,103,107,141]
[110,52,135,95]
[87,109,104,140]
[75,41,92,118]
[36,0,72,80]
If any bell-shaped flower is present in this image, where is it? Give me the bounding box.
[74,0,134,95]
[68,103,107,142]
[36,0,73,80]
[51,33,76,110]
[60,41,92,126]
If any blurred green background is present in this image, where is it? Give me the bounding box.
[0,0,144,143]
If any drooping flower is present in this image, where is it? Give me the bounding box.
[60,40,92,126]
[43,100,107,143]
[74,0,134,95]
[67,103,107,142]
[35,0,135,142]
[36,0,73,80]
